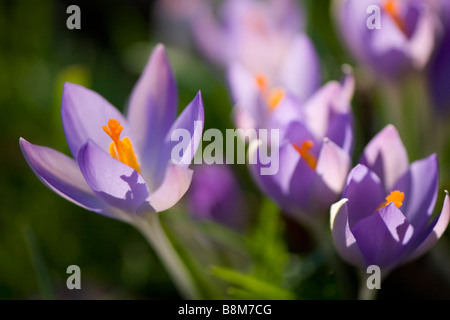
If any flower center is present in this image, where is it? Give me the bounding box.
[383,0,407,35]
[255,73,285,111]
[102,119,141,173]
[376,190,404,211]
[293,140,317,171]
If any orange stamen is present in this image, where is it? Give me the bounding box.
[102,119,141,173]
[383,0,407,35]
[255,73,268,91]
[268,87,285,111]
[376,190,404,211]
[293,140,317,171]
[254,74,285,111]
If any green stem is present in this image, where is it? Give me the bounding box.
[300,215,353,299]
[357,274,378,300]
[133,214,200,300]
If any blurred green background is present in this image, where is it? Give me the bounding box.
[2,0,450,299]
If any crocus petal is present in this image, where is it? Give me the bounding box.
[190,0,229,66]
[351,202,414,270]
[316,138,351,195]
[302,81,344,140]
[325,112,353,155]
[77,140,149,214]
[343,164,385,227]
[360,124,409,191]
[405,193,450,263]
[227,62,261,123]
[248,140,294,213]
[269,94,303,132]
[279,34,321,101]
[165,91,204,162]
[330,198,365,268]
[393,154,438,229]
[19,138,106,214]
[61,82,130,158]
[138,164,193,214]
[408,6,438,69]
[126,44,177,166]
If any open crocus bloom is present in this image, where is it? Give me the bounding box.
[331,125,450,276]
[334,0,440,78]
[250,71,354,221]
[20,45,204,223]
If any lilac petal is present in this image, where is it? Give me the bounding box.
[271,0,304,32]
[316,138,351,195]
[330,199,365,268]
[405,193,450,263]
[138,164,193,214]
[326,112,353,155]
[393,154,438,229]
[360,124,409,191]
[279,34,321,101]
[428,23,450,114]
[269,94,303,133]
[302,81,344,140]
[126,44,177,168]
[227,63,261,123]
[61,82,130,158]
[287,148,323,215]
[19,138,106,214]
[190,0,229,66]
[77,140,149,214]
[408,7,438,69]
[233,107,257,133]
[248,142,294,214]
[283,120,317,148]
[343,164,385,228]
[351,202,414,270]
[157,92,204,187]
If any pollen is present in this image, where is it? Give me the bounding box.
[383,0,407,35]
[293,140,317,171]
[376,190,404,211]
[103,119,141,173]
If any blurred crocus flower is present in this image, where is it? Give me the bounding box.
[187,0,305,69]
[228,34,321,133]
[334,0,440,78]
[331,125,450,276]
[428,0,450,114]
[20,44,204,223]
[187,164,247,230]
[250,72,354,222]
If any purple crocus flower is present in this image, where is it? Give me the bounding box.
[330,125,450,276]
[249,72,354,222]
[334,0,440,78]
[227,34,321,133]
[187,0,304,69]
[428,0,450,114]
[187,164,247,230]
[20,44,204,223]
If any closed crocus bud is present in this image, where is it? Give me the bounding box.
[334,0,440,78]
[187,164,247,230]
[330,125,450,277]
